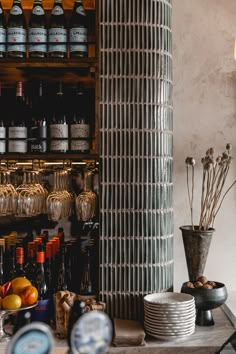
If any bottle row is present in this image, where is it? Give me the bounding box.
[0,228,98,298]
[0,226,99,329]
[0,0,90,59]
[0,81,94,154]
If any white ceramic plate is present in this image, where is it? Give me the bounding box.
[144,314,196,325]
[144,307,196,316]
[144,323,195,335]
[144,317,195,329]
[145,328,195,341]
[144,292,194,305]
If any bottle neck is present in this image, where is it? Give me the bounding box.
[34,0,43,5]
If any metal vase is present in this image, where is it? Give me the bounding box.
[180,226,215,281]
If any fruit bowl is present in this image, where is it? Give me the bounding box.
[181,282,227,326]
[0,302,38,342]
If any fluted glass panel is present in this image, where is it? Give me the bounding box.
[99,0,173,319]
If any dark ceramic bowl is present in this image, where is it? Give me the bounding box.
[181,281,227,326]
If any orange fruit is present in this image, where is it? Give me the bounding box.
[2,294,22,310]
[20,285,38,306]
[11,277,31,295]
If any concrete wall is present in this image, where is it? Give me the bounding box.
[173,0,236,292]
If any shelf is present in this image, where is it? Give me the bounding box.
[0,58,98,87]
[0,153,99,161]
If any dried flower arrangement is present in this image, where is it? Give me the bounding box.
[185,144,236,231]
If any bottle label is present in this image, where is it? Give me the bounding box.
[52,6,64,15]
[70,27,87,53]
[48,28,67,53]
[0,141,6,154]
[29,28,47,52]
[0,28,6,52]
[7,27,26,52]
[70,123,90,138]
[71,140,89,152]
[0,8,2,14]
[8,140,27,153]
[9,127,27,139]
[30,140,47,153]
[76,6,86,16]
[0,127,6,139]
[50,140,68,152]
[10,5,23,15]
[50,124,68,138]
[32,5,45,15]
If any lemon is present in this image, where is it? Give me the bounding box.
[2,294,22,310]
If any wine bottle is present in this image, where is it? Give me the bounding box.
[70,84,90,153]
[8,245,16,281]
[8,81,27,153]
[56,245,67,291]
[35,245,48,300]
[45,242,53,296]
[7,0,26,58]
[79,249,94,296]
[0,244,4,285]
[14,247,26,278]
[0,1,6,58]
[24,242,37,285]
[48,0,67,58]
[50,83,69,153]
[28,0,47,58]
[29,82,47,153]
[69,0,88,58]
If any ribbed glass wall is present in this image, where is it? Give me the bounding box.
[99,0,173,319]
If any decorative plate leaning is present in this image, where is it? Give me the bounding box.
[180,144,236,281]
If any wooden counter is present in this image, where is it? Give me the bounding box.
[0,307,234,354]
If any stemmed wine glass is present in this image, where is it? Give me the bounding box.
[46,169,73,221]
[76,169,97,221]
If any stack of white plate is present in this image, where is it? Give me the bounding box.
[144,292,196,340]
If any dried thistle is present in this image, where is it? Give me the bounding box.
[185,144,236,231]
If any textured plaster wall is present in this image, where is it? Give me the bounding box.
[173,0,236,292]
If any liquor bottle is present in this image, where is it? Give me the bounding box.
[8,81,27,154]
[0,1,6,58]
[7,0,26,58]
[0,244,4,285]
[50,83,69,153]
[28,0,47,58]
[48,0,67,58]
[24,242,37,285]
[69,0,88,58]
[14,247,26,278]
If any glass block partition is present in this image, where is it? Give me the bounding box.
[99,0,173,319]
